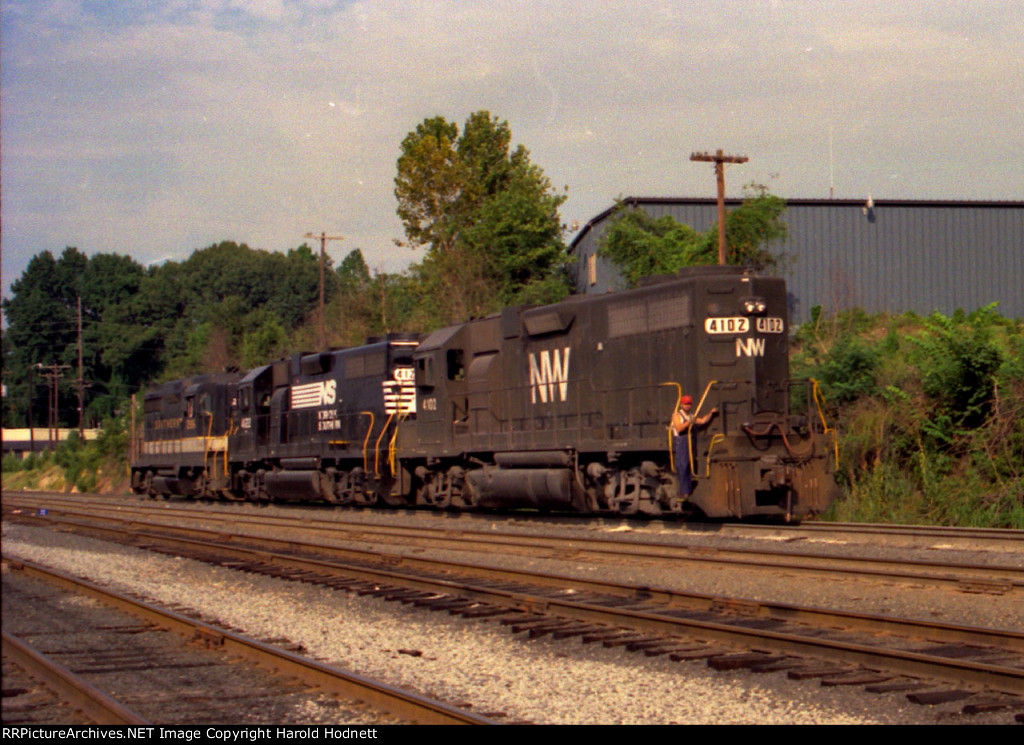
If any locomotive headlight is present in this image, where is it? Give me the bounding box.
[742,297,767,315]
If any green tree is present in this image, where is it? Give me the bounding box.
[394,111,569,325]
[598,185,788,288]
[720,183,788,270]
[337,248,372,293]
[394,117,463,257]
[597,207,704,288]
[153,241,328,374]
[241,311,287,368]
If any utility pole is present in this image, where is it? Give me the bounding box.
[77,296,86,436]
[36,363,70,450]
[28,364,36,453]
[690,149,749,265]
[304,231,344,351]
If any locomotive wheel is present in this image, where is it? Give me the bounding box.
[607,469,640,515]
[332,471,355,505]
[145,473,159,500]
[607,467,665,516]
[417,466,472,511]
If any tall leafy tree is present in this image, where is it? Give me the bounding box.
[394,111,569,325]
[394,117,463,257]
[3,250,79,427]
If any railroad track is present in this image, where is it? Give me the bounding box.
[7,491,1023,551]
[2,632,142,725]
[5,493,1022,596]
[1,557,498,725]
[5,503,1023,717]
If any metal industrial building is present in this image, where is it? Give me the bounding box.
[569,197,1024,322]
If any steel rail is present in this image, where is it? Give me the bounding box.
[8,490,1024,546]
[6,497,1021,593]
[9,513,1023,698]
[2,557,496,726]
[2,631,150,725]
[12,510,1024,653]
[794,520,1024,543]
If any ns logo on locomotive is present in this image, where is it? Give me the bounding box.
[131,265,839,520]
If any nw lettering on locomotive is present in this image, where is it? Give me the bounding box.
[735,337,766,357]
[528,347,571,404]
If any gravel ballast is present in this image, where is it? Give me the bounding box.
[2,521,1013,725]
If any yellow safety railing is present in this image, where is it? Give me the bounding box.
[809,378,839,463]
[360,412,375,473]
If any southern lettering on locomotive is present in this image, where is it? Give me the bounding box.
[132,266,839,520]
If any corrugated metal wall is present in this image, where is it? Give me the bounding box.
[570,198,1024,322]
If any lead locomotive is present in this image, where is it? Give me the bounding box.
[132,266,839,520]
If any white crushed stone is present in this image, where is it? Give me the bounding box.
[0,522,989,724]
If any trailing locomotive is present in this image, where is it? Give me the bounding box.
[133,372,240,498]
[131,266,839,520]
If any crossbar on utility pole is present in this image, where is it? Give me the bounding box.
[690,149,749,265]
[304,231,344,351]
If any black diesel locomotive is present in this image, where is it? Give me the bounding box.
[131,266,839,520]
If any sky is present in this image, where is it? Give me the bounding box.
[2,0,1022,301]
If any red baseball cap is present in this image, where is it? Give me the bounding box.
[680,395,693,405]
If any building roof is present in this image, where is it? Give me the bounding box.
[570,196,1024,251]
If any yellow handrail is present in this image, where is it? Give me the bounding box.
[374,413,396,477]
[706,433,726,474]
[360,411,375,473]
[388,412,408,474]
[659,382,682,472]
[809,378,839,463]
[202,412,214,478]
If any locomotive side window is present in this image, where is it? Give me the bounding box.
[417,356,435,388]
[447,349,465,381]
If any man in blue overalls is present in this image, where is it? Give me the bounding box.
[672,395,717,497]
